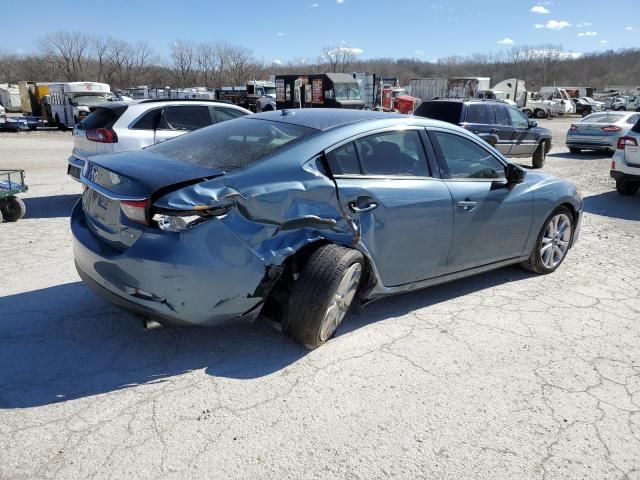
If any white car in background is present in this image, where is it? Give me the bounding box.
[611,118,640,195]
[67,100,251,181]
[566,111,640,154]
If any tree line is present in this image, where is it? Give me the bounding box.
[1,31,639,91]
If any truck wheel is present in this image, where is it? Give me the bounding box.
[616,107,626,111]
[569,147,582,154]
[521,207,574,274]
[0,196,26,222]
[534,109,546,119]
[523,109,533,118]
[284,244,364,349]
[55,114,66,130]
[532,141,548,168]
[616,180,639,196]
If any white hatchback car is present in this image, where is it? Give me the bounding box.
[67,100,251,181]
[611,119,640,195]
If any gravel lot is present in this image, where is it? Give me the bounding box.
[1,118,639,480]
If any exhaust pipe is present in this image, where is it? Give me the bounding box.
[141,316,163,330]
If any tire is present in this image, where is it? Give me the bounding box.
[616,107,626,111]
[0,196,26,222]
[616,179,639,196]
[523,109,533,118]
[569,147,581,154]
[532,141,547,168]
[534,109,546,119]
[0,209,3,223]
[284,244,364,349]
[521,206,574,274]
[55,114,65,130]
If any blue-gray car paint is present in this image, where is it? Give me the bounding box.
[72,111,582,327]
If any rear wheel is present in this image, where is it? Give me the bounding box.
[616,179,639,196]
[569,147,582,154]
[284,244,364,349]
[534,109,546,119]
[532,141,547,168]
[521,207,574,274]
[0,196,26,222]
[523,109,533,118]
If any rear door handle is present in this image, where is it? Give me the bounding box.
[490,128,498,134]
[457,200,478,212]
[349,201,378,213]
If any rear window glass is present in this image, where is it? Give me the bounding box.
[581,114,624,123]
[465,104,494,124]
[78,106,127,130]
[414,101,463,124]
[148,118,318,170]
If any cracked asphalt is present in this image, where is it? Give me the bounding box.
[1,118,639,479]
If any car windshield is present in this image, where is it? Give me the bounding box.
[72,95,110,106]
[264,86,276,96]
[582,97,596,103]
[581,113,625,123]
[148,118,318,170]
[334,84,361,100]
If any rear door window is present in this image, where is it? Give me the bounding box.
[494,105,510,126]
[157,105,212,131]
[465,104,494,124]
[130,108,162,130]
[326,142,360,175]
[355,131,429,176]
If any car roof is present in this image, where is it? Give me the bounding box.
[424,98,509,106]
[249,108,406,131]
[99,99,246,109]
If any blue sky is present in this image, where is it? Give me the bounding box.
[2,0,639,63]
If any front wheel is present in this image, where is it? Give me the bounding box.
[569,147,581,154]
[532,141,547,168]
[285,245,364,349]
[616,179,639,196]
[0,196,26,222]
[521,207,574,274]
[534,109,546,119]
[522,109,533,118]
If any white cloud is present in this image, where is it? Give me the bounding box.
[276,32,286,37]
[534,24,545,29]
[310,3,319,6]
[415,50,425,56]
[626,26,636,31]
[272,59,283,65]
[577,31,598,37]
[527,48,583,59]
[497,37,515,45]
[530,5,550,14]
[327,46,363,56]
[544,19,571,30]
[575,22,592,28]
[336,0,344,3]
[600,40,608,44]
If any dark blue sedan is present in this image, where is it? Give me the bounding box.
[72,109,582,348]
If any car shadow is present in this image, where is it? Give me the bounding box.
[23,194,80,219]
[547,151,612,160]
[0,266,534,409]
[583,190,640,221]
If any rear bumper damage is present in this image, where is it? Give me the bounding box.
[71,200,268,327]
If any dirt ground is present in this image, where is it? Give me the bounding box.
[1,117,639,480]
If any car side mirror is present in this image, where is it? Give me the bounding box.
[505,163,526,184]
[528,120,538,128]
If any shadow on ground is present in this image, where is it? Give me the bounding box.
[0,266,533,409]
[584,191,640,221]
[548,151,612,160]
[23,194,80,219]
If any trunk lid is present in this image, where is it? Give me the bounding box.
[81,150,224,250]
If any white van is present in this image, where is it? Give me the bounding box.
[48,82,111,129]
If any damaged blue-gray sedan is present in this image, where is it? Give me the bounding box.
[72,109,582,348]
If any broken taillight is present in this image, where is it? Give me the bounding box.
[120,200,149,225]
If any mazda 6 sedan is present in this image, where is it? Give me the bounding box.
[72,109,583,348]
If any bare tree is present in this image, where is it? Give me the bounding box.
[39,31,92,81]
[170,40,196,87]
[320,44,361,73]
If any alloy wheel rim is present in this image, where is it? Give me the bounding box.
[540,213,572,269]
[320,263,362,342]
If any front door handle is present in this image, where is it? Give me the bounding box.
[349,201,378,213]
[457,200,478,212]
[490,128,498,134]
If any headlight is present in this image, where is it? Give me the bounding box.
[153,213,204,232]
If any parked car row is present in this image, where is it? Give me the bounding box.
[69,104,583,348]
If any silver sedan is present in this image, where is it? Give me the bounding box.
[566,111,640,154]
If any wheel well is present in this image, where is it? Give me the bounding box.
[541,138,551,153]
[559,202,578,223]
[260,241,374,322]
